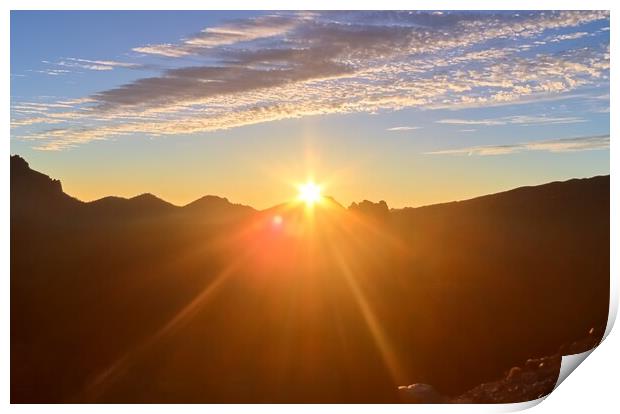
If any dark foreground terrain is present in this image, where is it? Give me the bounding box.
[11,155,609,403]
[399,326,602,403]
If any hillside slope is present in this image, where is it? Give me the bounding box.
[10,156,609,403]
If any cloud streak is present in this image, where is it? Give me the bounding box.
[427,134,609,156]
[437,115,587,126]
[132,14,299,57]
[386,126,421,131]
[60,58,140,71]
[42,58,140,72]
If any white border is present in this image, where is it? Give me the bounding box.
[2,1,616,413]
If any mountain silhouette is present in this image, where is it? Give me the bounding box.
[182,195,255,222]
[349,199,390,220]
[11,155,253,222]
[87,194,175,218]
[11,155,81,217]
[10,155,609,403]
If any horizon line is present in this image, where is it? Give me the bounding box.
[11,154,610,213]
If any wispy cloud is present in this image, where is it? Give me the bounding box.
[62,58,140,71]
[48,57,141,72]
[427,134,609,156]
[11,11,609,150]
[29,68,71,76]
[132,14,299,57]
[386,126,421,131]
[437,115,588,126]
[546,31,589,42]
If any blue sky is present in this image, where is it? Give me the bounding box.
[10,11,610,208]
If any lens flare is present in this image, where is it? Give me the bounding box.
[272,215,283,226]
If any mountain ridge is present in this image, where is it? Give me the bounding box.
[10,155,254,216]
[10,154,610,214]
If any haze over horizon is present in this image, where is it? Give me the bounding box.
[10,10,610,209]
[7,153,611,212]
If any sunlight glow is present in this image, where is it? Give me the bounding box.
[297,182,322,206]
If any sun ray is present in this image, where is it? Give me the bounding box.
[328,243,406,385]
[75,242,261,402]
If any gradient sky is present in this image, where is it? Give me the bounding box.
[10,11,610,209]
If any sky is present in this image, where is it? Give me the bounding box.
[10,10,610,209]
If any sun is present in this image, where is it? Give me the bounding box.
[297,182,322,206]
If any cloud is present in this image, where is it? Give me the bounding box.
[386,126,421,131]
[55,58,140,71]
[29,69,71,76]
[11,11,609,150]
[546,32,589,42]
[437,115,587,126]
[132,44,190,58]
[132,14,299,57]
[427,134,609,156]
